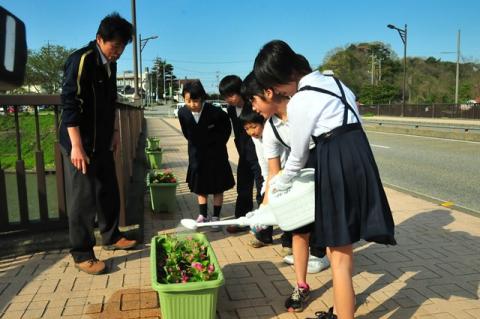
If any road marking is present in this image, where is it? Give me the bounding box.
[367,130,480,144]
[371,144,391,149]
[441,201,455,207]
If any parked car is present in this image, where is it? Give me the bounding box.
[211,101,228,113]
[173,102,185,118]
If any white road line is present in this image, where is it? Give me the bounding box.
[367,130,480,144]
[371,144,391,149]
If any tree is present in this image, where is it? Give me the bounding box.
[320,42,398,95]
[318,41,480,104]
[152,57,177,100]
[25,44,74,94]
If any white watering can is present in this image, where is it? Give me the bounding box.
[181,168,315,232]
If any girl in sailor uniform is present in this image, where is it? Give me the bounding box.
[253,40,396,319]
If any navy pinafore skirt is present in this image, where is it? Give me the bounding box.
[300,78,397,248]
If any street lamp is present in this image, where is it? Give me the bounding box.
[387,23,407,117]
[139,34,158,105]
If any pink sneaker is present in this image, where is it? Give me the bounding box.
[196,215,209,223]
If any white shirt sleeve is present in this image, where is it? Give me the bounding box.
[282,93,319,179]
[252,137,268,194]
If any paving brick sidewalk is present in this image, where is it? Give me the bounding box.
[0,116,479,319]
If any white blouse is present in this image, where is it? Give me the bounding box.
[262,115,290,167]
[282,71,360,179]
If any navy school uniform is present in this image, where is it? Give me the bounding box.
[178,103,235,194]
[299,77,397,248]
[227,104,263,218]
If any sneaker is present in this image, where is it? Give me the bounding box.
[103,237,137,251]
[210,216,221,232]
[283,254,294,265]
[280,247,293,257]
[285,285,310,312]
[307,255,330,274]
[308,307,337,319]
[196,214,209,223]
[248,237,272,248]
[75,258,106,275]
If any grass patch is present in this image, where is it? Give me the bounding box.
[0,113,57,170]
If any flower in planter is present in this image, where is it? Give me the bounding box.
[156,235,218,284]
[150,168,177,184]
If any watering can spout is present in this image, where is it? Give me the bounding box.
[180,169,316,232]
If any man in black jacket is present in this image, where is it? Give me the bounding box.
[60,13,136,275]
[219,75,263,233]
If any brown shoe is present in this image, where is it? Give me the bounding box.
[248,237,272,248]
[75,259,106,275]
[103,237,137,251]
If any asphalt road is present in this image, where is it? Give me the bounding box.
[145,105,480,213]
[366,130,480,213]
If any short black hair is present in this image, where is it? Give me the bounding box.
[241,71,265,102]
[238,103,265,126]
[219,75,242,97]
[254,40,312,88]
[97,12,133,45]
[182,80,207,100]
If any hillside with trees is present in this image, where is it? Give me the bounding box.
[319,42,480,105]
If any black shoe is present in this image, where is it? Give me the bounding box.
[285,285,310,312]
[307,307,337,319]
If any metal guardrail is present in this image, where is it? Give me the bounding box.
[0,94,143,233]
[359,103,480,120]
[363,119,480,133]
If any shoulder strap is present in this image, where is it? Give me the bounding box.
[268,117,291,150]
[298,85,342,100]
[298,77,360,125]
[332,77,360,125]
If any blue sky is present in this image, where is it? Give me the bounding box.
[3,0,480,93]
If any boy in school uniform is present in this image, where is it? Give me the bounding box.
[238,105,268,196]
[178,80,235,230]
[242,72,330,313]
[219,75,263,233]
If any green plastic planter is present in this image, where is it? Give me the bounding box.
[150,234,224,319]
[147,171,177,213]
[146,148,163,169]
[147,136,160,149]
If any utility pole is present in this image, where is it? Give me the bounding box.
[170,69,173,100]
[370,53,376,85]
[145,67,149,106]
[139,33,143,98]
[163,62,166,101]
[149,68,153,105]
[441,29,461,105]
[455,29,461,105]
[378,58,382,82]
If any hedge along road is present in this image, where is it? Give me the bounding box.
[366,130,480,214]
